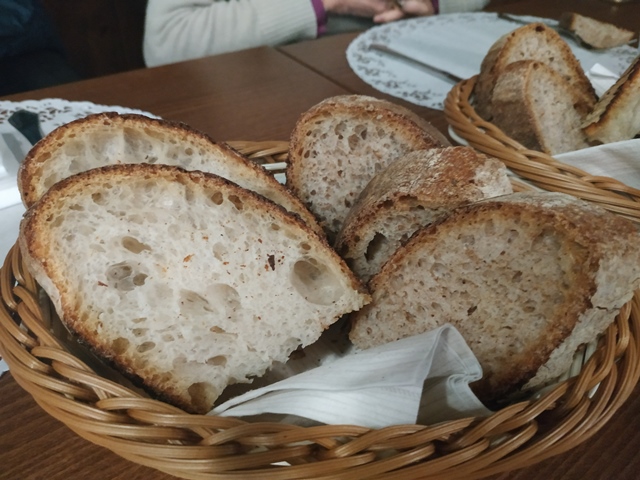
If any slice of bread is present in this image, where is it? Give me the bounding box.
[19,163,369,414]
[490,60,591,154]
[559,12,637,49]
[334,147,512,283]
[474,23,597,121]
[287,95,450,241]
[18,112,322,235]
[581,54,640,144]
[349,192,640,404]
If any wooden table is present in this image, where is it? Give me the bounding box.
[2,2,640,479]
[3,47,350,141]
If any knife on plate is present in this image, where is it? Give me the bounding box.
[368,43,463,84]
[8,110,44,146]
[1,109,44,170]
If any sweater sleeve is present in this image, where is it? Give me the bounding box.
[437,0,490,14]
[143,0,318,67]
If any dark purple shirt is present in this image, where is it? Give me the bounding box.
[310,0,328,36]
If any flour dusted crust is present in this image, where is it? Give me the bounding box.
[349,192,640,403]
[334,147,512,282]
[19,164,369,414]
[287,95,450,241]
[490,60,590,155]
[18,112,322,235]
[582,54,640,144]
[474,23,597,121]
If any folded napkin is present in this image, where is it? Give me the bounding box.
[586,63,619,97]
[211,323,490,428]
[0,358,7,378]
[0,179,20,211]
[0,133,23,210]
[0,203,25,262]
[556,138,640,190]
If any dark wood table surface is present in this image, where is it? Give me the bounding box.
[2,1,640,479]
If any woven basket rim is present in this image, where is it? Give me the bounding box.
[1,139,640,480]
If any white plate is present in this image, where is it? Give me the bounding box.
[447,125,469,146]
[0,99,158,263]
[0,98,157,138]
[347,12,638,111]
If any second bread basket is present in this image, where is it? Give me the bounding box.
[444,76,640,224]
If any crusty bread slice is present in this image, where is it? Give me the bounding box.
[19,163,369,414]
[474,23,597,121]
[287,95,450,241]
[490,60,590,154]
[559,12,637,49]
[581,54,640,144]
[18,112,322,235]
[349,192,640,404]
[334,147,512,283]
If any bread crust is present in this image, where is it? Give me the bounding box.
[490,60,590,154]
[20,163,369,413]
[582,54,640,144]
[18,112,323,236]
[335,147,512,282]
[349,192,640,403]
[474,23,597,121]
[287,95,449,240]
[559,12,637,49]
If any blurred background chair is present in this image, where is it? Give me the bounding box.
[41,0,147,79]
[0,0,148,97]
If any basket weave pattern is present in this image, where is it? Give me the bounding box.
[1,141,639,479]
[444,77,640,224]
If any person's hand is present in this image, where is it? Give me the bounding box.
[321,0,435,24]
[321,0,397,19]
[374,0,435,23]
[321,0,436,24]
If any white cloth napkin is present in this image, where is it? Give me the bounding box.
[0,179,21,211]
[0,203,25,262]
[212,324,490,428]
[586,63,620,97]
[0,133,24,210]
[555,138,640,190]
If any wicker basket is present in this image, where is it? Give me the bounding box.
[1,140,640,480]
[444,76,640,224]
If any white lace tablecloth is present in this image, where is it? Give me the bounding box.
[346,12,638,110]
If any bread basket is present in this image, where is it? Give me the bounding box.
[444,76,640,224]
[1,140,640,480]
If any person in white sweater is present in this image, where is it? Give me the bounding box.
[143,0,490,67]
